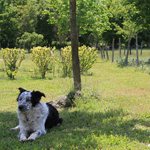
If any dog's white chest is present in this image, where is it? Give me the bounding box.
[18,103,49,132]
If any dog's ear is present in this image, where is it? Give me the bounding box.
[18,88,26,93]
[17,88,27,101]
[31,91,46,107]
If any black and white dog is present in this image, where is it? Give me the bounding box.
[10,88,63,142]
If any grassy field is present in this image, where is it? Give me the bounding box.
[1,49,150,149]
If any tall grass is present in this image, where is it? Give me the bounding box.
[0,49,150,149]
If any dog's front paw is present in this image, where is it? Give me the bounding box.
[20,137,28,142]
[28,137,35,141]
[10,128,15,131]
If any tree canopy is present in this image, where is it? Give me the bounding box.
[0,0,150,48]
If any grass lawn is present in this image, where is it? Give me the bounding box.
[1,49,150,149]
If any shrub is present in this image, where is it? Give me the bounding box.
[60,46,72,76]
[31,46,56,78]
[60,45,98,76]
[1,48,25,79]
[79,45,98,73]
[116,58,127,68]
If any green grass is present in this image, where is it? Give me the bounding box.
[1,49,150,149]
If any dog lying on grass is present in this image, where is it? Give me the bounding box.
[10,88,63,142]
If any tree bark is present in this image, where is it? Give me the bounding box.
[69,0,81,91]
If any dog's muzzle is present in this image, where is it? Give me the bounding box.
[18,105,29,111]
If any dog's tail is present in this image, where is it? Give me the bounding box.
[57,118,63,126]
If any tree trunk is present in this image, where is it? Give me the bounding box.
[136,34,139,66]
[7,40,9,48]
[125,35,131,65]
[124,44,126,55]
[140,41,142,55]
[23,42,25,50]
[112,38,114,62]
[102,42,105,58]
[105,42,109,60]
[119,38,121,58]
[69,0,81,91]
[130,45,131,55]
[19,42,21,49]
[99,43,103,59]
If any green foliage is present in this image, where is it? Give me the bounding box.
[116,58,127,68]
[60,46,72,77]
[79,45,98,73]
[66,88,77,106]
[19,32,44,47]
[127,0,150,28]
[1,48,25,79]
[60,46,98,76]
[108,0,142,41]
[45,0,111,35]
[15,3,37,34]
[31,46,56,78]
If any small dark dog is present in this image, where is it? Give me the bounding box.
[10,88,63,142]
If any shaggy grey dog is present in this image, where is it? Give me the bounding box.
[10,88,63,142]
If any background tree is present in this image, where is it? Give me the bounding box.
[127,0,150,29]
[19,32,44,52]
[106,0,142,64]
[45,0,111,46]
[0,2,18,47]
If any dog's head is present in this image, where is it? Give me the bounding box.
[17,88,45,112]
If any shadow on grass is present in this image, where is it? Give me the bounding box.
[58,108,150,147]
[0,108,150,149]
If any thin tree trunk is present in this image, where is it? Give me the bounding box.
[140,41,142,55]
[105,42,109,60]
[136,34,139,66]
[19,42,21,49]
[130,45,131,55]
[125,35,131,65]
[0,29,1,50]
[112,38,114,62]
[23,42,25,50]
[124,44,126,55]
[7,40,9,48]
[99,43,103,59]
[119,38,121,58]
[69,0,81,91]
[102,42,105,58]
